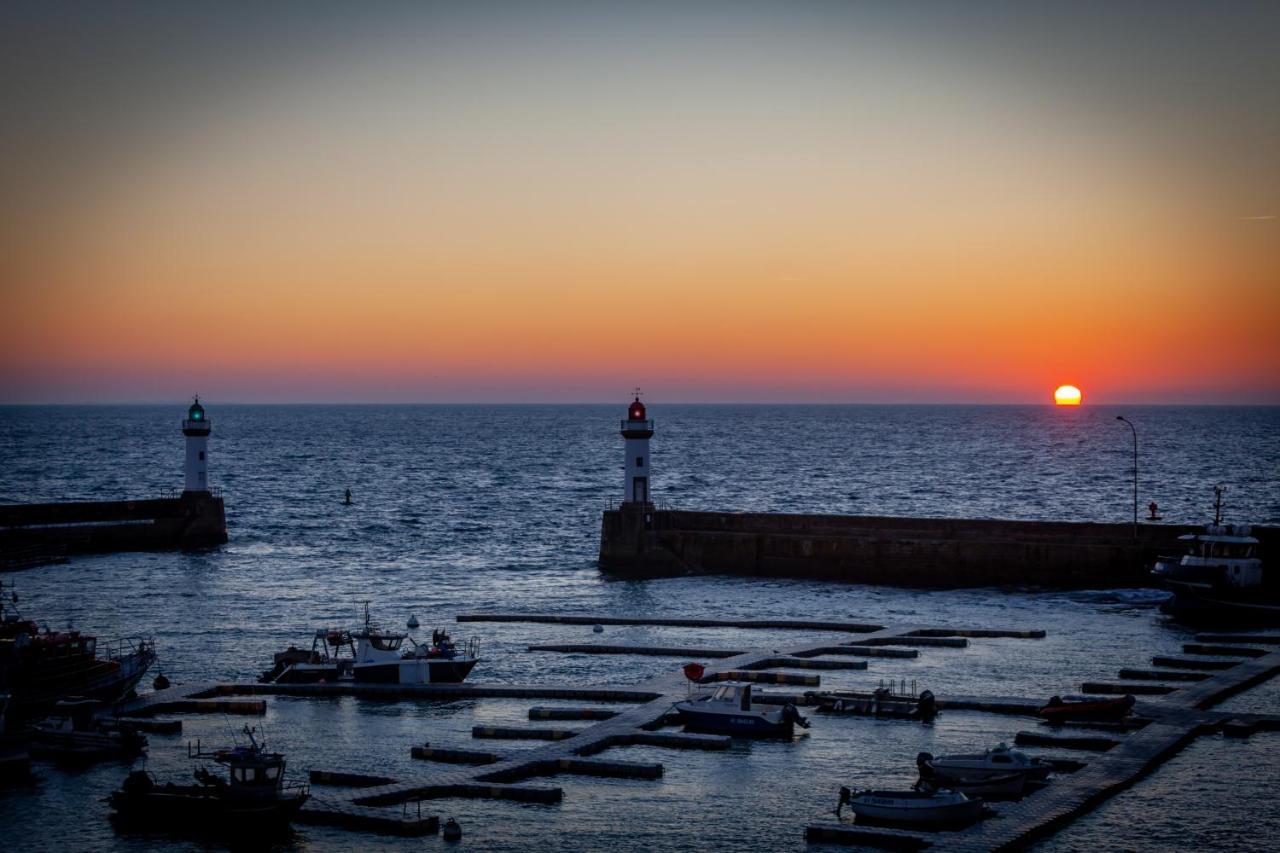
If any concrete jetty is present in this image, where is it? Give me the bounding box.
[600,506,1280,588]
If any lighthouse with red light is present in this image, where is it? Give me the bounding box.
[620,390,654,506]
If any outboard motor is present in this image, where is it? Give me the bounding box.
[781,702,811,729]
[917,689,937,721]
[836,785,852,817]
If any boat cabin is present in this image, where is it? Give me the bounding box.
[1177,528,1263,588]
[707,682,755,711]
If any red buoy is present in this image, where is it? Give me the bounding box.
[683,662,705,682]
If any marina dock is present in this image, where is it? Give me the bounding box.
[107,612,1280,848]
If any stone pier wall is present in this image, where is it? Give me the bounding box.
[0,493,227,561]
[599,507,1279,589]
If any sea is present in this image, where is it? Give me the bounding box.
[1,404,1278,852]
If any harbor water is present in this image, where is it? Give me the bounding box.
[1,404,1278,851]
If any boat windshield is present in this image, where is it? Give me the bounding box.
[368,635,403,652]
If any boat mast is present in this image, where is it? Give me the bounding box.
[1213,485,1226,525]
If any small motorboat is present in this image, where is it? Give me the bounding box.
[836,785,984,828]
[1038,694,1135,723]
[30,698,147,764]
[915,771,1027,801]
[673,681,809,737]
[807,686,937,721]
[918,743,1053,783]
[260,604,480,685]
[107,726,309,831]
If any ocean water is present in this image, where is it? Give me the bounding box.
[0,404,1277,852]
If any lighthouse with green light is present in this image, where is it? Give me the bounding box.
[182,396,212,494]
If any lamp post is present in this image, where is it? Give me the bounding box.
[1116,416,1137,537]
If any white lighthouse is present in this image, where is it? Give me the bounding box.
[620,391,653,506]
[182,396,212,494]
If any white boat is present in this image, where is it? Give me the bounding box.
[918,743,1053,782]
[915,770,1028,800]
[261,605,480,685]
[836,786,983,827]
[673,682,808,737]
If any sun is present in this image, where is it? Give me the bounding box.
[1054,385,1083,406]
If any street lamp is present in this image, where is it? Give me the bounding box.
[1116,416,1137,537]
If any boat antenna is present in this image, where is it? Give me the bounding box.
[1213,485,1226,525]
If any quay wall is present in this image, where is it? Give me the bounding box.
[0,493,227,564]
[599,507,1279,589]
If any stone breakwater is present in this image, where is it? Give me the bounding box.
[599,507,1279,589]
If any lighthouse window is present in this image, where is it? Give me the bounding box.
[636,456,644,467]
[198,451,205,461]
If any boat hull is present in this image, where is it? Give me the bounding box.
[673,704,794,738]
[847,792,983,828]
[1038,695,1134,723]
[5,646,155,719]
[109,787,308,829]
[1159,580,1280,625]
[352,657,478,685]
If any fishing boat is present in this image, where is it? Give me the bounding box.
[1153,487,1278,623]
[918,743,1053,782]
[30,698,147,764]
[673,681,809,737]
[0,580,156,719]
[807,685,937,721]
[1038,693,1135,723]
[107,726,309,831]
[836,785,984,828]
[260,605,479,685]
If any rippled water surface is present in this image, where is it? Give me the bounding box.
[1,405,1277,851]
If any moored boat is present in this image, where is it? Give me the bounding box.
[107,726,309,831]
[807,685,937,721]
[30,698,147,764]
[836,785,984,828]
[0,580,156,719]
[918,743,1052,783]
[260,605,480,686]
[915,770,1027,800]
[1038,694,1135,723]
[673,681,808,737]
[1153,487,1279,624]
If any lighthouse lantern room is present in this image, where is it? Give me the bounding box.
[620,390,654,506]
[182,396,212,495]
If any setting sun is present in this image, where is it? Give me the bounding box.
[1054,385,1083,406]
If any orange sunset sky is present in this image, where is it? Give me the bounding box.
[1,3,1277,403]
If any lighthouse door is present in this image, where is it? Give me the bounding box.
[633,477,648,504]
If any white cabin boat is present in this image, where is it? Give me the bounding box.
[918,743,1052,782]
[836,786,983,827]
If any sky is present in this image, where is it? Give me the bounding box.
[1,1,1277,404]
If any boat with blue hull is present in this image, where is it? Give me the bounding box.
[673,682,808,737]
